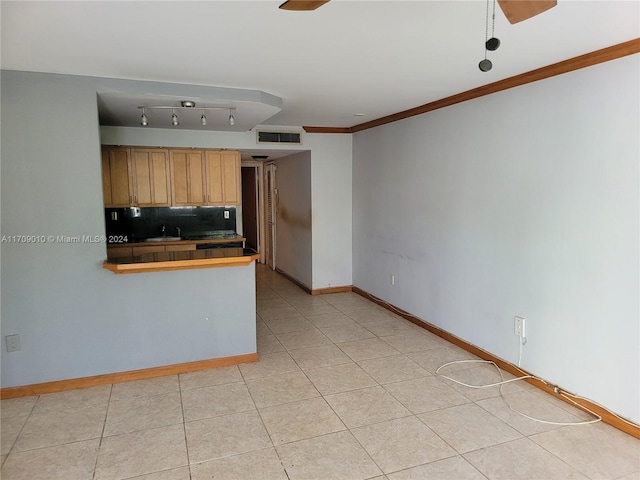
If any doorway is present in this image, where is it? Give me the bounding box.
[264,163,277,270]
[241,166,259,252]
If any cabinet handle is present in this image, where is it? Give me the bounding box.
[134,195,137,204]
[129,195,132,204]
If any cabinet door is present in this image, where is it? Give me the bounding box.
[101,150,113,206]
[106,246,133,258]
[132,149,171,206]
[170,150,205,205]
[103,148,132,207]
[204,151,224,205]
[204,150,241,206]
[221,151,241,205]
[132,245,165,255]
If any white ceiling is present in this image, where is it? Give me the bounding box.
[1,0,638,131]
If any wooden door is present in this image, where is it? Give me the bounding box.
[103,147,132,207]
[132,149,171,206]
[241,166,259,251]
[170,150,205,205]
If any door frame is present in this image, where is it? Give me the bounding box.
[240,160,266,264]
[264,162,277,270]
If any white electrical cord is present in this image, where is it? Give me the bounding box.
[436,359,602,426]
[354,288,639,430]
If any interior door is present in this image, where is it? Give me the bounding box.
[241,166,259,252]
[264,163,277,270]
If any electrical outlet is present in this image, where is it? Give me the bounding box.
[224,210,230,219]
[514,317,526,338]
[5,334,21,352]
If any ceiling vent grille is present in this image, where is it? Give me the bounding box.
[257,130,302,145]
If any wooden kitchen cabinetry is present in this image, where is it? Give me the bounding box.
[131,149,172,206]
[103,147,241,208]
[102,147,133,207]
[102,147,172,207]
[106,245,133,258]
[170,150,206,205]
[107,243,197,258]
[170,149,241,206]
[204,150,241,205]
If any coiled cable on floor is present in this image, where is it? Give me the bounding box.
[436,359,602,426]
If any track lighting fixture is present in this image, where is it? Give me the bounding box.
[137,101,238,128]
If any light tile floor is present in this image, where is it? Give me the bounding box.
[2,264,639,479]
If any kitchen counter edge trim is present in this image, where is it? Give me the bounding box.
[103,253,260,274]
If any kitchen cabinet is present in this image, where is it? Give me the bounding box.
[132,245,165,255]
[204,150,241,205]
[102,147,241,208]
[106,245,133,258]
[102,147,172,207]
[107,243,197,258]
[131,149,172,206]
[165,243,197,252]
[170,150,205,206]
[102,147,133,207]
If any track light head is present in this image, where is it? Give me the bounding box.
[137,104,236,128]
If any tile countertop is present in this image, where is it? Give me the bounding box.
[103,248,259,274]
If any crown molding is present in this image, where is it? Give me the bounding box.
[302,38,640,134]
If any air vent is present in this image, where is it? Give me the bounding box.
[257,130,302,145]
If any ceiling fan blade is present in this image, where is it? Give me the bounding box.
[279,0,330,11]
[497,0,557,24]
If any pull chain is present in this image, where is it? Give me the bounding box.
[492,0,497,39]
[484,0,489,60]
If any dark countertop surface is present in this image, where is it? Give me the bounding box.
[107,236,245,247]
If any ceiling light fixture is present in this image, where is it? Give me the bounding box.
[137,101,238,128]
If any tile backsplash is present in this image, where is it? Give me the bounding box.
[104,206,236,243]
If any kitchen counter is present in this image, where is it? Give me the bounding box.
[107,236,246,247]
[103,247,260,274]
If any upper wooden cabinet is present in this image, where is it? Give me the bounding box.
[204,150,241,206]
[102,147,133,207]
[102,147,172,207]
[169,150,206,206]
[103,147,241,207]
[131,149,171,206]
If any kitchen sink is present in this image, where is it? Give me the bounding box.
[144,236,182,242]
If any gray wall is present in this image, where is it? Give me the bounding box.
[275,152,313,288]
[352,55,640,423]
[1,71,257,387]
